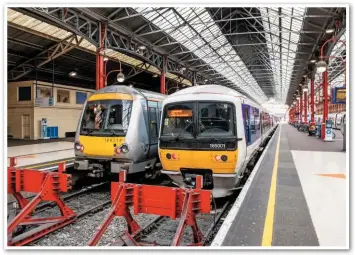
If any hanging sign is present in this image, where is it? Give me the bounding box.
[332,87,346,104]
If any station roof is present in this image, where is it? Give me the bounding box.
[7,7,346,105]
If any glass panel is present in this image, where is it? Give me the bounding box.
[18,86,31,101]
[161,103,194,138]
[80,99,133,136]
[197,102,234,137]
[57,89,70,103]
[76,91,87,104]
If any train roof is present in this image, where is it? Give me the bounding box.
[94,85,166,100]
[166,84,268,111]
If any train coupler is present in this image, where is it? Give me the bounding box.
[7,157,76,246]
[89,170,211,246]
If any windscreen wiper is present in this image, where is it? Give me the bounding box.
[174,122,195,141]
[198,121,218,142]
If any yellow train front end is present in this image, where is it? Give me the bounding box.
[74,92,132,177]
[159,101,241,197]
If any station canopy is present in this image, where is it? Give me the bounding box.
[7,7,346,110]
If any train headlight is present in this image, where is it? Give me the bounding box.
[221,155,228,162]
[166,153,171,159]
[74,142,81,151]
[120,144,129,154]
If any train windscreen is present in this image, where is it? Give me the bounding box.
[161,103,194,138]
[80,99,133,136]
[161,101,235,138]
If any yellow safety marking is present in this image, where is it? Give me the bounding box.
[18,155,37,158]
[315,173,346,179]
[261,126,282,246]
[21,158,75,169]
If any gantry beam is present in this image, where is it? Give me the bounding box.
[9,33,84,80]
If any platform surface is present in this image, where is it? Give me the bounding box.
[212,123,347,247]
[7,142,74,168]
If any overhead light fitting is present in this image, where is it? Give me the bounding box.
[181,67,186,72]
[325,28,335,34]
[296,96,300,100]
[303,88,308,92]
[316,60,327,73]
[138,45,146,50]
[152,73,158,78]
[310,59,317,63]
[69,71,77,77]
[129,84,133,87]
[116,72,125,83]
[204,79,208,82]
[103,56,109,61]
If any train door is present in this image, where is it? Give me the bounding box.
[148,101,159,158]
[242,104,251,145]
[22,114,30,139]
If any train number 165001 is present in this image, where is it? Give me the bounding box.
[209,144,226,149]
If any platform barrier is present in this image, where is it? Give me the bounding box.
[7,157,75,246]
[89,171,211,246]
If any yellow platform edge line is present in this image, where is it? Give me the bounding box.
[261,126,282,246]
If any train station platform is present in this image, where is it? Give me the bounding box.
[212,123,347,247]
[7,141,74,169]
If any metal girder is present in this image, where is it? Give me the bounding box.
[17,7,212,86]
[8,62,95,82]
[9,33,84,80]
[105,29,163,69]
[125,62,152,80]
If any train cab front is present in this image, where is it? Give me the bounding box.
[159,100,240,197]
[74,94,133,178]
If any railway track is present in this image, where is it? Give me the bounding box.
[8,182,111,246]
[14,127,278,247]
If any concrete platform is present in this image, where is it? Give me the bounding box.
[211,123,347,247]
[7,142,74,168]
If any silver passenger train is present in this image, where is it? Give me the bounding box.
[73,85,166,178]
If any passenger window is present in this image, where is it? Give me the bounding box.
[149,107,158,141]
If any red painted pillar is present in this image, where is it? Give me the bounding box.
[310,78,315,125]
[96,53,104,90]
[299,92,303,124]
[321,70,329,139]
[304,91,308,124]
[160,55,167,94]
[96,22,106,90]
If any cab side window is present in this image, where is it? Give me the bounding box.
[149,107,158,142]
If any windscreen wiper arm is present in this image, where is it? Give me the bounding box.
[174,122,195,141]
[198,121,218,142]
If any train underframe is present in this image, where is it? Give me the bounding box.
[74,157,162,181]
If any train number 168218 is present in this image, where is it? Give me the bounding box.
[209,144,226,149]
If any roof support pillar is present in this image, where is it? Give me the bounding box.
[303,90,308,124]
[299,91,303,124]
[96,22,107,90]
[310,78,315,125]
[160,55,167,94]
[321,70,329,140]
